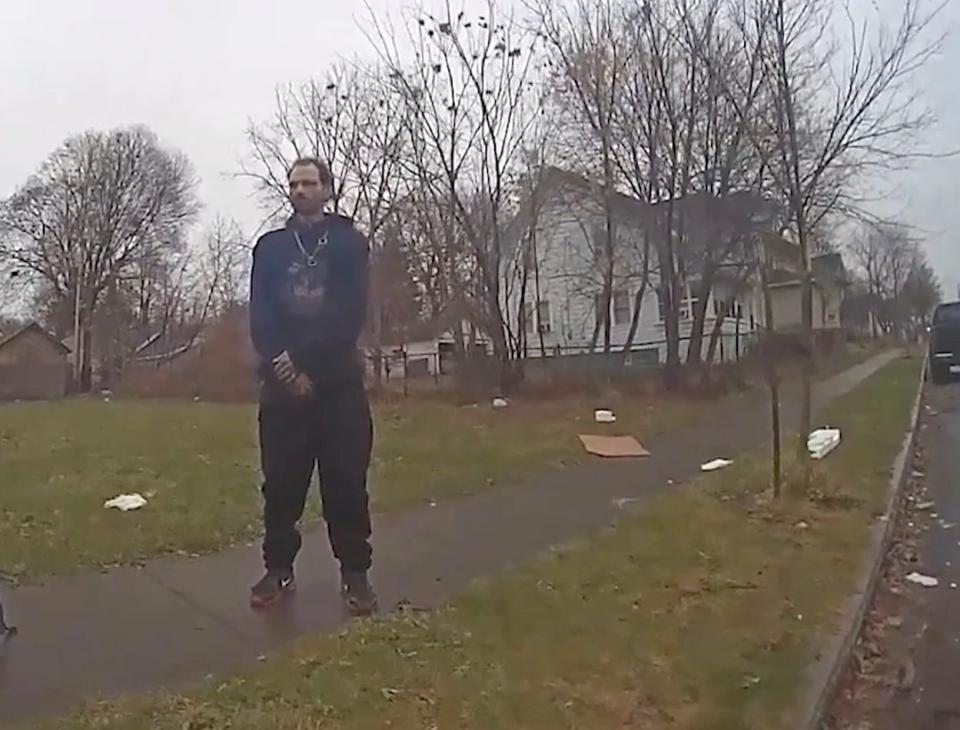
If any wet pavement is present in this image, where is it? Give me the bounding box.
[886,381,960,728]
[827,375,960,730]
[0,353,898,726]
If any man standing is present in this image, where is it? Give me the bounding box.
[248,158,376,616]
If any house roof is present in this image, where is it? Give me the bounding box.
[511,167,795,256]
[0,322,71,354]
[504,167,653,253]
[768,252,848,289]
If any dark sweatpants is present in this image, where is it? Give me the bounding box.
[258,381,373,575]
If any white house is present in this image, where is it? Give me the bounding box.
[505,168,847,368]
[370,307,491,380]
[507,169,766,368]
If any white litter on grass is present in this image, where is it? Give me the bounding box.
[701,458,734,472]
[808,428,841,460]
[103,494,148,512]
[491,397,509,408]
[916,501,936,511]
[594,409,617,424]
[906,572,940,588]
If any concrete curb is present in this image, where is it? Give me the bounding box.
[794,351,927,730]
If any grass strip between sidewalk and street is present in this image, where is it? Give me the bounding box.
[0,393,700,581]
[29,354,921,730]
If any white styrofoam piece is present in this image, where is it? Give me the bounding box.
[104,494,148,512]
[594,409,617,424]
[701,458,734,472]
[808,428,841,460]
[905,572,939,588]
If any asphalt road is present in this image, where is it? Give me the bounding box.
[885,379,960,729]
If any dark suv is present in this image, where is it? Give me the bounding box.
[929,301,960,384]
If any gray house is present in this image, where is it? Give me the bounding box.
[0,323,71,400]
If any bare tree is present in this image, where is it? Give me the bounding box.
[849,219,936,338]
[899,252,941,336]
[533,0,629,354]
[194,216,250,318]
[368,0,543,387]
[0,126,198,389]
[755,0,943,470]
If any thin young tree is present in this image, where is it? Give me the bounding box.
[532,0,630,355]
[368,0,543,387]
[757,0,943,475]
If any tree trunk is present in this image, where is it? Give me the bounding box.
[621,282,648,362]
[531,231,548,360]
[700,303,728,386]
[686,268,716,370]
[769,365,783,499]
[760,243,782,499]
[798,261,815,480]
[622,233,652,362]
[660,203,681,388]
[601,138,616,355]
[369,257,384,389]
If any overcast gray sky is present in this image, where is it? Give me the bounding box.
[2,0,958,294]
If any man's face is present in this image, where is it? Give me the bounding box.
[288,164,331,217]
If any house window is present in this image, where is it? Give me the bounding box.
[523,301,534,334]
[713,299,738,318]
[613,290,631,325]
[657,286,697,321]
[537,300,552,334]
[594,294,608,326]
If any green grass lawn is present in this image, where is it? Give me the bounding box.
[0,393,700,581]
[29,356,920,730]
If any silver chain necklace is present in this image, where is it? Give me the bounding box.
[292,229,327,268]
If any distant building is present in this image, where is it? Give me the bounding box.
[371,305,491,380]
[505,167,848,366]
[766,252,848,348]
[0,323,71,400]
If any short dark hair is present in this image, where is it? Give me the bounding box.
[287,157,333,186]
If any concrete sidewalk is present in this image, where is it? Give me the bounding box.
[0,352,898,726]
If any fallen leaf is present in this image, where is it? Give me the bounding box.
[897,657,916,691]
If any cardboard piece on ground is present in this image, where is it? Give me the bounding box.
[579,434,650,458]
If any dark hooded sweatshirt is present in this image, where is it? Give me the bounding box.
[249,214,368,393]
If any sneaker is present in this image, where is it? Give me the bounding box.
[341,570,378,617]
[250,570,295,608]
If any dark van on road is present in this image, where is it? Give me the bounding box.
[929,301,960,384]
